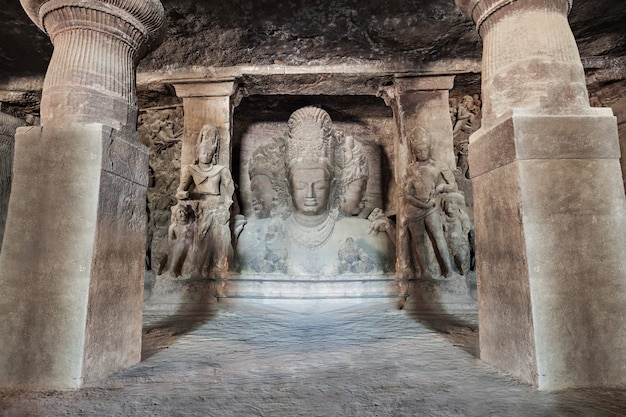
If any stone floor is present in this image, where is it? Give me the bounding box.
[2,297,626,417]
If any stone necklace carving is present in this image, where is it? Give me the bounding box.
[286,211,336,249]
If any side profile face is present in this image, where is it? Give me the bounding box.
[340,178,367,216]
[250,174,276,219]
[289,167,331,216]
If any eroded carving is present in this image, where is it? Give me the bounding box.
[451,94,482,179]
[175,124,235,279]
[247,137,288,219]
[368,208,396,247]
[442,192,472,275]
[164,203,196,276]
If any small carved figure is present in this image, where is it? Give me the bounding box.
[176,124,234,278]
[368,208,396,247]
[398,127,456,278]
[338,237,374,273]
[166,204,196,276]
[452,95,481,179]
[441,192,471,275]
[251,219,288,273]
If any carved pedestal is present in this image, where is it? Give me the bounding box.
[470,109,626,390]
[0,125,148,389]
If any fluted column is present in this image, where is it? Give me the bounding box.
[457,0,585,128]
[0,0,165,389]
[456,0,626,390]
[21,0,165,135]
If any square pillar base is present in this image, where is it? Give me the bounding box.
[470,108,626,390]
[0,124,148,389]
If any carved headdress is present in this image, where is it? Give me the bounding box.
[286,106,334,175]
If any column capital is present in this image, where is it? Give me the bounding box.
[455,0,573,34]
[172,80,240,99]
[20,0,166,134]
[21,0,166,58]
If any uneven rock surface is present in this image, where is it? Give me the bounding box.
[1,301,625,416]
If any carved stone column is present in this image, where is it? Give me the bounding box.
[384,76,456,276]
[0,0,165,389]
[456,0,626,390]
[0,111,26,252]
[172,80,244,169]
[20,0,166,135]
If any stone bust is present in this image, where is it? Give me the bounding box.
[237,106,393,276]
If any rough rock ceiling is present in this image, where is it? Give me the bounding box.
[0,0,625,107]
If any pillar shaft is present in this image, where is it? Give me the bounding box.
[0,0,165,389]
[456,0,626,390]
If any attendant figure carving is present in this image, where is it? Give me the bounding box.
[165,204,196,276]
[452,95,481,179]
[398,127,456,278]
[442,192,472,275]
[176,124,234,278]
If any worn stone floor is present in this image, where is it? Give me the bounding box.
[2,297,626,417]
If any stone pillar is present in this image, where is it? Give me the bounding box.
[385,76,456,277]
[0,0,165,389]
[20,0,165,136]
[172,81,244,169]
[0,111,26,251]
[456,0,626,390]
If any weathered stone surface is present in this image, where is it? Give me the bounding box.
[2,302,626,416]
[0,124,148,389]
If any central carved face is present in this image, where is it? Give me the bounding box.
[289,167,331,216]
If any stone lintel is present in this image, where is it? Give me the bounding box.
[0,124,147,389]
[173,80,238,98]
[394,75,455,93]
[469,108,620,178]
